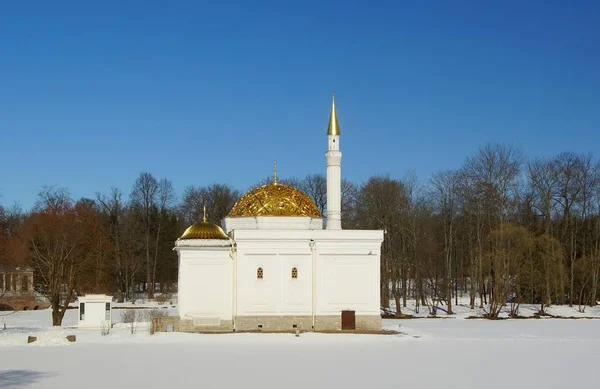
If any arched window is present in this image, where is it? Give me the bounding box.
[291,267,298,279]
[257,267,264,279]
[22,275,29,291]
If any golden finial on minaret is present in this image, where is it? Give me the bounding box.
[273,161,278,183]
[327,92,341,136]
[203,205,207,223]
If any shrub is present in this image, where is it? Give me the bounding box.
[100,320,110,336]
[145,309,169,335]
[121,309,140,334]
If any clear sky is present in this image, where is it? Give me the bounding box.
[1,1,599,210]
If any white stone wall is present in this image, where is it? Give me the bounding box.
[222,216,323,234]
[314,230,382,317]
[175,229,383,330]
[177,246,233,322]
[77,295,112,329]
[82,302,106,327]
[233,229,382,320]
[235,231,313,317]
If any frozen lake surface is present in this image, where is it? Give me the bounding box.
[1,308,599,389]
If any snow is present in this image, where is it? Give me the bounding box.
[387,296,600,319]
[1,303,600,389]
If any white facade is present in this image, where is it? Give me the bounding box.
[177,240,232,324]
[175,226,382,330]
[313,230,381,318]
[77,294,112,329]
[223,216,323,232]
[174,94,383,331]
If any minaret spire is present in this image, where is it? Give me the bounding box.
[325,93,342,230]
[327,92,341,136]
[273,161,278,183]
[203,205,207,223]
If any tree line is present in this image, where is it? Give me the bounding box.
[355,144,600,318]
[1,142,600,324]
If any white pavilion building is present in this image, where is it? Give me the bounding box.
[172,95,383,332]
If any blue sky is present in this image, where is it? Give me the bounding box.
[1,1,599,209]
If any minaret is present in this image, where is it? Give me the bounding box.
[326,93,342,230]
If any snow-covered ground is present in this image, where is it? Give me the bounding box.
[1,303,599,389]
[388,296,600,318]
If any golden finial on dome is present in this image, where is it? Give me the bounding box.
[203,205,207,222]
[273,161,278,184]
[327,92,340,136]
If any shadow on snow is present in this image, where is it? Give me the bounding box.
[0,370,54,388]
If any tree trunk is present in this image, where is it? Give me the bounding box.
[402,270,407,308]
[478,213,484,308]
[381,277,390,310]
[591,261,598,306]
[51,294,63,326]
[152,211,164,298]
[391,279,402,316]
[51,292,70,326]
[569,245,575,307]
[146,230,153,299]
[125,255,130,302]
[394,292,402,317]
[52,310,63,326]
[456,251,460,306]
[446,227,453,315]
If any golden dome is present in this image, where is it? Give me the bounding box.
[179,222,229,240]
[179,208,229,240]
[229,182,322,218]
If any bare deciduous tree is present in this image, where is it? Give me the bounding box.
[462,143,524,315]
[180,183,239,226]
[355,176,408,314]
[130,173,159,299]
[97,188,143,302]
[24,188,108,325]
[430,170,459,315]
[152,179,176,297]
[298,174,327,215]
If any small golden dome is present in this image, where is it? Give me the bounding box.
[179,219,229,240]
[229,182,322,218]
